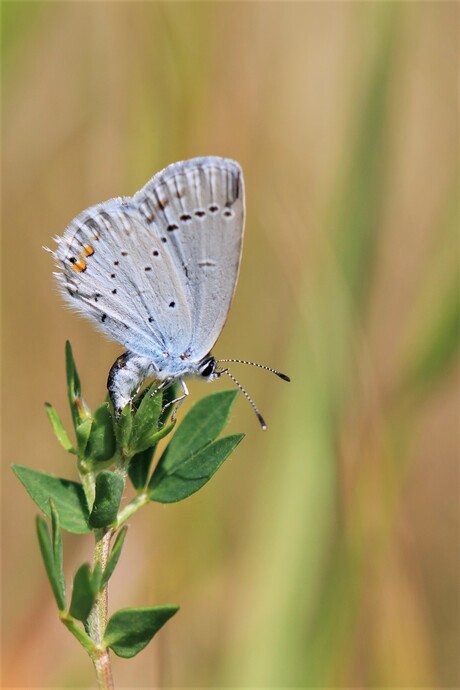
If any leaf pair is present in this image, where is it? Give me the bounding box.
[117,382,176,459]
[148,390,244,503]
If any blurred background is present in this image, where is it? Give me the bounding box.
[2,2,458,688]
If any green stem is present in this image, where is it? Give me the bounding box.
[115,492,149,529]
[60,612,96,654]
[87,528,114,689]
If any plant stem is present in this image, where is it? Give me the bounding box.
[115,492,149,529]
[87,528,114,689]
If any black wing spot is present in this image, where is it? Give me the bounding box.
[111,273,116,279]
[180,214,192,222]
[112,289,117,294]
[114,260,119,266]
[195,210,206,218]
[101,314,107,323]
[209,205,219,213]
[169,301,175,308]
[148,316,154,323]
[69,257,76,264]
[223,210,233,217]
[94,293,101,302]
[121,251,128,257]
[161,237,167,243]
[153,250,159,257]
[144,266,152,272]
[167,224,178,232]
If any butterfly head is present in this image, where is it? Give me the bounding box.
[197,354,221,381]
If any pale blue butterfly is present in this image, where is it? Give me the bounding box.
[51,157,289,428]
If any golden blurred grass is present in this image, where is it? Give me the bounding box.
[2,2,458,688]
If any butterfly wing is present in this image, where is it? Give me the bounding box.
[134,157,245,361]
[53,198,194,360]
[53,157,244,366]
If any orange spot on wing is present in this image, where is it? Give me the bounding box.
[71,258,87,273]
[83,245,94,257]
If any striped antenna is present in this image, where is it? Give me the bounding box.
[218,368,267,430]
[217,359,290,382]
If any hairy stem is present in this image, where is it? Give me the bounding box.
[87,528,114,690]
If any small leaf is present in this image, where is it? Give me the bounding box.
[65,341,91,427]
[69,564,97,622]
[49,499,66,606]
[65,340,81,401]
[128,383,180,484]
[89,471,124,528]
[155,390,239,477]
[101,527,127,587]
[86,403,116,463]
[44,403,75,453]
[75,418,92,454]
[128,447,155,490]
[129,383,162,453]
[149,434,244,503]
[13,465,90,533]
[116,404,133,453]
[104,605,179,658]
[36,516,66,610]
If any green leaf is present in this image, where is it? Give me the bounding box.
[69,564,97,622]
[127,383,179,489]
[128,446,155,491]
[13,464,90,533]
[149,434,244,503]
[116,404,133,453]
[86,403,116,463]
[65,340,81,401]
[65,341,91,428]
[129,383,162,453]
[44,403,75,453]
[101,527,127,588]
[104,605,179,658]
[155,390,239,477]
[75,418,92,454]
[49,499,66,606]
[36,516,66,610]
[89,471,124,528]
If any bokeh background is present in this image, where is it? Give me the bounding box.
[2,2,458,688]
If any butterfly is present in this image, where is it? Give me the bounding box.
[51,157,289,428]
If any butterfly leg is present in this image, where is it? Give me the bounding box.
[161,380,189,421]
[107,351,155,417]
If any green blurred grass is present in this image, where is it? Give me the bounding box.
[2,1,458,687]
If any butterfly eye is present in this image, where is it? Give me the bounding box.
[200,357,216,378]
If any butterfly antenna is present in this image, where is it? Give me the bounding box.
[219,368,267,430]
[217,359,290,382]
